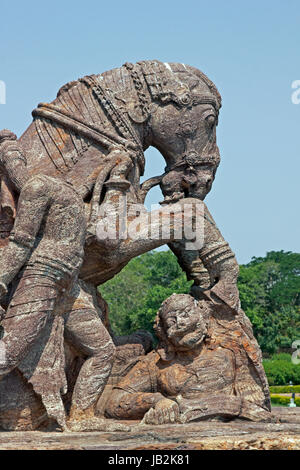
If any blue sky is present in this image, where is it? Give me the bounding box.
[0,0,299,264]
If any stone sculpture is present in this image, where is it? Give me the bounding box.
[0,60,272,430]
[106,293,272,423]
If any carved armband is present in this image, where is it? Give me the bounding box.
[199,241,235,272]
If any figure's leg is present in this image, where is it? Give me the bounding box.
[0,285,57,376]
[0,311,48,375]
[176,395,274,424]
[0,276,70,431]
[64,307,116,419]
[239,399,276,422]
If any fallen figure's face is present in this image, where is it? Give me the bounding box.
[160,296,207,351]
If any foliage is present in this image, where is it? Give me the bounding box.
[263,353,300,386]
[238,251,300,355]
[270,395,300,406]
[99,250,192,337]
[99,250,300,360]
[270,385,300,393]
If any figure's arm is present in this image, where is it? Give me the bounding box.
[172,202,239,285]
[106,389,164,420]
[199,205,239,281]
[175,394,242,423]
[175,394,273,423]
[197,204,241,311]
[170,200,240,312]
[0,177,49,297]
[105,356,164,420]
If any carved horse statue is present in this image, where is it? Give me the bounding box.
[0,61,271,430]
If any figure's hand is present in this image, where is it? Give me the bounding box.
[141,398,180,425]
[0,130,18,159]
[203,280,240,314]
[226,282,241,312]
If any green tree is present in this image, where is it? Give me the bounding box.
[99,250,192,336]
[100,249,300,355]
[238,251,300,354]
[98,256,150,335]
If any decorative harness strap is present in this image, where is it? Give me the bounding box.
[32,76,146,176]
[80,75,145,175]
[138,60,220,110]
[123,62,151,120]
[32,102,135,152]
[165,153,220,173]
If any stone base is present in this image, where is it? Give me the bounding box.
[0,408,299,450]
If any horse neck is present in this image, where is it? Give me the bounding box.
[20,65,153,193]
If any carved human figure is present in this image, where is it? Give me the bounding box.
[105,293,272,424]
[0,130,116,430]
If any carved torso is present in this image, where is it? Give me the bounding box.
[15,174,86,277]
[157,348,235,399]
[115,347,235,400]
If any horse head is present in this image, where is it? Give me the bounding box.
[138,61,221,203]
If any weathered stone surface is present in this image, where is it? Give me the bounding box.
[0,409,299,450]
[0,60,272,432]
[105,294,271,423]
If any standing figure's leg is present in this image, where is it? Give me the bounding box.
[0,276,70,430]
[0,283,58,377]
[64,307,116,420]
